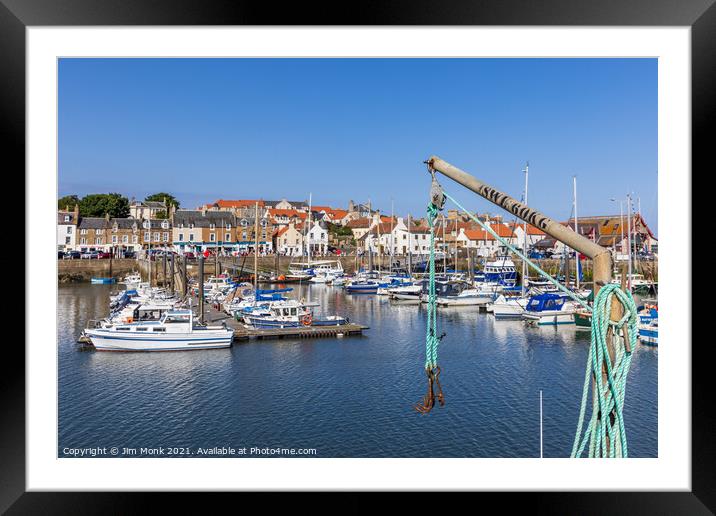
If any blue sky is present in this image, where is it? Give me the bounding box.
[59,58,657,233]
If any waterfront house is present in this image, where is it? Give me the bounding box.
[171,209,274,254]
[57,204,79,252]
[307,220,329,255]
[359,217,431,256]
[512,224,547,249]
[76,214,149,253]
[272,222,304,256]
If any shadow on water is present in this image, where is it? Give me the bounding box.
[58,283,657,458]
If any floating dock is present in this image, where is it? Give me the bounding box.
[203,305,368,341]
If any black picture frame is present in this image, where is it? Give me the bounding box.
[3,0,707,511]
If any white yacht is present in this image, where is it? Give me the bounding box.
[84,310,234,351]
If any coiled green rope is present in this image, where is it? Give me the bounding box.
[571,283,638,457]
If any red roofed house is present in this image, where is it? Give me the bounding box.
[272,222,304,256]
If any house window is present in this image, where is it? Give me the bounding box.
[189,233,195,242]
[66,226,72,234]
[153,232,160,241]
[163,232,169,242]
[97,229,104,234]
[65,236,71,244]
[161,221,169,229]
[144,232,150,242]
[225,233,231,242]
[80,229,87,234]
[95,237,103,245]
[112,235,118,244]
[210,233,216,242]
[178,234,184,241]
[143,221,150,229]
[132,235,138,243]
[226,224,231,230]
[242,231,247,240]
[122,235,129,243]
[80,237,86,245]
[209,223,215,230]
[64,215,70,222]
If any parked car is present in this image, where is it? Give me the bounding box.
[81,250,99,259]
[638,252,656,261]
[58,251,65,259]
[183,251,195,259]
[123,250,137,259]
[97,251,112,259]
[65,250,81,259]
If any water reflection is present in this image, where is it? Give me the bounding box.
[58,283,657,458]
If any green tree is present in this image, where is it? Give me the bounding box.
[145,192,180,210]
[79,193,130,218]
[58,195,80,210]
[154,209,168,220]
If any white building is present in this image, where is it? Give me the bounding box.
[57,206,79,251]
[273,223,304,256]
[307,220,329,255]
[359,217,432,256]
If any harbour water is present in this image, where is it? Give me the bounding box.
[58,283,657,458]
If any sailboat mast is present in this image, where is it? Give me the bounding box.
[390,199,394,274]
[407,214,412,276]
[307,193,312,266]
[254,201,259,290]
[522,163,529,296]
[442,216,447,273]
[573,175,580,290]
[626,193,632,292]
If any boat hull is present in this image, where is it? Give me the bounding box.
[435,296,491,306]
[85,328,233,351]
[492,303,525,319]
[638,325,658,345]
[523,311,575,325]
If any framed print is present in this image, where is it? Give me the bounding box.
[3,0,709,511]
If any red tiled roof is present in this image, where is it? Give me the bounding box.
[346,217,372,228]
[269,208,307,220]
[215,199,265,208]
[323,209,349,220]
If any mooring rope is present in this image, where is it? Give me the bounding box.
[414,172,446,414]
[425,201,440,371]
[571,283,638,457]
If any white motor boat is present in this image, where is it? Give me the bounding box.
[490,295,529,319]
[521,293,577,325]
[84,309,233,351]
[120,271,142,287]
[424,280,494,306]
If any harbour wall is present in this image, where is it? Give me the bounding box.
[58,255,657,284]
[58,258,140,283]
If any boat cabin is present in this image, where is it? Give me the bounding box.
[526,293,567,312]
